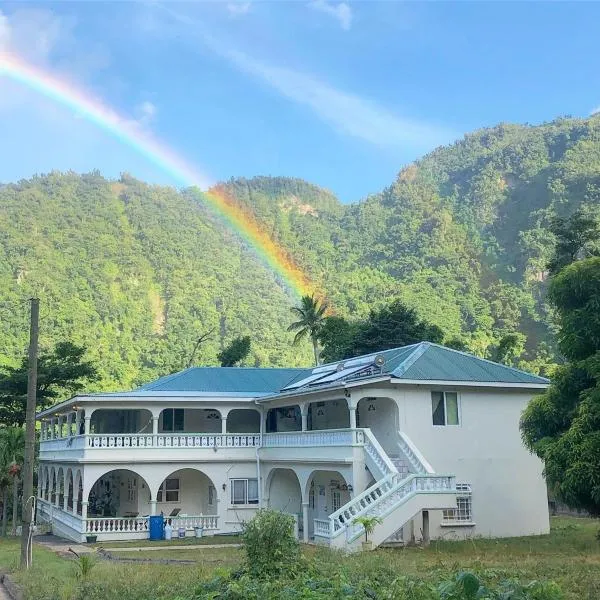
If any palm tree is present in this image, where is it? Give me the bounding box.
[287,294,328,366]
[0,427,25,536]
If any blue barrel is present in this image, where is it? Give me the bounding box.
[149,515,164,540]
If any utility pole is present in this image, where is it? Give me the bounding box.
[20,298,39,569]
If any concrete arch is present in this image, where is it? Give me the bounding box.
[226,409,261,433]
[265,467,303,514]
[356,396,399,454]
[86,468,152,518]
[154,467,218,517]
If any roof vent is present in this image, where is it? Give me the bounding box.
[336,362,346,372]
[374,355,385,367]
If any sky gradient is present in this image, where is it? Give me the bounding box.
[1,1,599,202]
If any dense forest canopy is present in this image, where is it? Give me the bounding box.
[1,115,600,392]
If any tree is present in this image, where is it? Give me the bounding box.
[318,316,360,363]
[521,257,600,515]
[493,333,526,367]
[320,299,444,361]
[547,210,600,275]
[0,427,25,535]
[217,336,251,367]
[287,295,328,365]
[0,342,98,427]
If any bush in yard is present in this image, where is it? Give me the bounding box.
[241,509,300,578]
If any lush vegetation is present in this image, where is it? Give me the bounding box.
[2,116,600,393]
[0,516,598,599]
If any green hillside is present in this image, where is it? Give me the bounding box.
[1,115,600,390]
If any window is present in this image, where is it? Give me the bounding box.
[431,391,459,426]
[231,478,259,505]
[162,408,184,432]
[443,483,473,523]
[157,478,180,502]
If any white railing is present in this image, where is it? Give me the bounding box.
[323,474,455,542]
[37,499,84,532]
[39,436,86,452]
[313,518,331,538]
[86,516,148,534]
[362,429,397,478]
[166,515,219,530]
[263,428,363,447]
[85,433,261,449]
[397,431,434,474]
[344,474,455,543]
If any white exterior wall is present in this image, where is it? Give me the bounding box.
[394,386,549,539]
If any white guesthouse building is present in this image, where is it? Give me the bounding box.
[36,342,550,551]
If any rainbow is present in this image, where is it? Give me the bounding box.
[0,51,316,298]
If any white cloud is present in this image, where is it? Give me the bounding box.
[591,106,600,116]
[136,100,158,125]
[309,0,353,31]
[153,3,454,150]
[226,2,252,17]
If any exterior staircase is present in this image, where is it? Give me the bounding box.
[315,429,457,552]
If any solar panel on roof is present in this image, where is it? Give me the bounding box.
[309,364,372,385]
[281,370,335,390]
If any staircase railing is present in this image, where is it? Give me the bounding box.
[397,431,434,474]
[362,428,398,479]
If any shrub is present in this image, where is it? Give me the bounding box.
[241,509,300,579]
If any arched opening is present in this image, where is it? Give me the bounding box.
[74,470,83,515]
[266,406,301,433]
[155,469,217,517]
[91,409,153,434]
[227,409,260,433]
[88,469,151,518]
[66,468,74,512]
[267,468,302,525]
[305,470,350,538]
[159,408,221,433]
[308,400,350,430]
[357,397,399,453]
[56,468,64,508]
[50,468,56,504]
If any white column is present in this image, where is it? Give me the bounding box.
[75,410,82,435]
[349,407,357,430]
[81,501,88,519]
[58,415,64,438]
[50,418,56,439]
[150,499,157,516]
[300,404,309,432]
[40,421,46,441]
[221,417,227,434]
[84,416,91,435]
[63,471,69,511]
[302,502,309,543]
[66,413,73,437]
[152,416,159,435]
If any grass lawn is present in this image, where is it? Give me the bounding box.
[0,516,597,600]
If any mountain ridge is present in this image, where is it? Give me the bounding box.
[1,115,599,390]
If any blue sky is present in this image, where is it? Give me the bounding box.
[1,1,600,202]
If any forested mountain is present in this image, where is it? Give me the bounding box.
[1,115,599,390]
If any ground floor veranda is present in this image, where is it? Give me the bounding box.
[36,461,356,543]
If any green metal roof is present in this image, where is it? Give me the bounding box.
[392,343,549,384]
[138,367,309,394]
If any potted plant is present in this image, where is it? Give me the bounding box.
[352,515,382,551]
[85,534,97,543]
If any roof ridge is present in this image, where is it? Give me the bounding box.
[426,343,550,383]
[391,341,430,377]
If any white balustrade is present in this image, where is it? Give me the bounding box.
[167,515,219,530]
[40,436,86,452]
[84,433,260,449]
[263,429,362,447]
[397,431,434,474]
[325,474,456,542]
[86,516,148,534]
[362,429,397,478]
[313,518,331,538]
